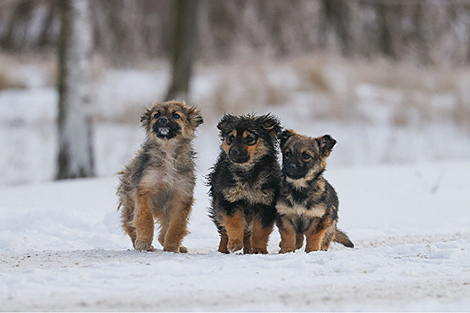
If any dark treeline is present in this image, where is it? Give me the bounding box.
[2,0,470,65]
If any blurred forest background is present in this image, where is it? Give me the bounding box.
[1,0,470,185]
[4,0,470,64]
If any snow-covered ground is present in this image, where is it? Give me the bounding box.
[1,161,469,311]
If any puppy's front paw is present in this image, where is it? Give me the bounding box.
[163,245,180,253]
[279,247,295,254]
[305,247,320,253]
[134,239,154,252]
[227,239,243,253]
[251,247,268,254]
[179,246,188,253]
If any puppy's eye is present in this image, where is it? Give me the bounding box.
[173,112,180,119]
[285,150,292,158]
[245,135,256,145]
[227,135,235,145]
[302,152,311,160]
[153,111,160,119]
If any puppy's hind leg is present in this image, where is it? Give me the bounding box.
[120,202,137,247]
[157,215,169,249]
[123,222,137,247]
[218,229,229,254]
[320,223,337,251]
[243,231,252,254]
[305,217,332,253]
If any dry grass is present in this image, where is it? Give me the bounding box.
[208,61,291,116]
[0,71,27,90]
[293,56,331,92]
[197,54,470,129]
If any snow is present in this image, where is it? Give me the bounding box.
[1,161,469,311]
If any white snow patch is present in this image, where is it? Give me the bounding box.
[0,162,469,311]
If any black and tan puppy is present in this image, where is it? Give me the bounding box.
[117,100,203,253]
[276,130,353,253]
[209,114,282,254]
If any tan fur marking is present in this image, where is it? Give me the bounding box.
[321,156,327,169]
[223,211,245,253]
[276,201,326,219]
[222,130,236,155]
[305,218,332,252]
[251,222,272,254]
[278,215,296,253]
[134,190,155,251]
[163,201,192,252]
[245,142,259,159]
[242,130,260,162]
[218,231,229,254]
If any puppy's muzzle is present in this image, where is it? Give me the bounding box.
[228,146,250,164]
[284,162,307,180]
[153,117,178,139]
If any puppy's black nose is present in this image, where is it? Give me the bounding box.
[288,163,297,170]
[159,117,169,125]
[229,146,240,156]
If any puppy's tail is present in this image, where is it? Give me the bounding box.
[333,229,354,248]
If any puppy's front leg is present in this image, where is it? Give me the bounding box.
[134,189,155,251]
[164,201,192,253]
[251,221,273,254]
[277,215,296,253]
[222,211,244,253]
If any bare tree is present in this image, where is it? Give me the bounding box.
[1,0,34,50]
[166,0,199,101]
[57,0,94,179]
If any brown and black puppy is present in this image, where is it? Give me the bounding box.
[276,130,354,253]
[208,113,282,254]
[117,100,203,253]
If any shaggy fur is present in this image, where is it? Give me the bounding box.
[208,113,282,254]
[276,130,354,253]
[117,100,203,252]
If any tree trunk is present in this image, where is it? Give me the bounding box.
[321,0,352,57]
[1,1,34,50]
[166,0,198,102]
[57,0,95,180]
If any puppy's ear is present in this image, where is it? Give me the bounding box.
[186,106,204,129]
[316,134,336,157]
[217,114,236,135]
[258,114,282,134]
[279,129,295,149]
[258,114,282,142]
[140,106,152,129]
